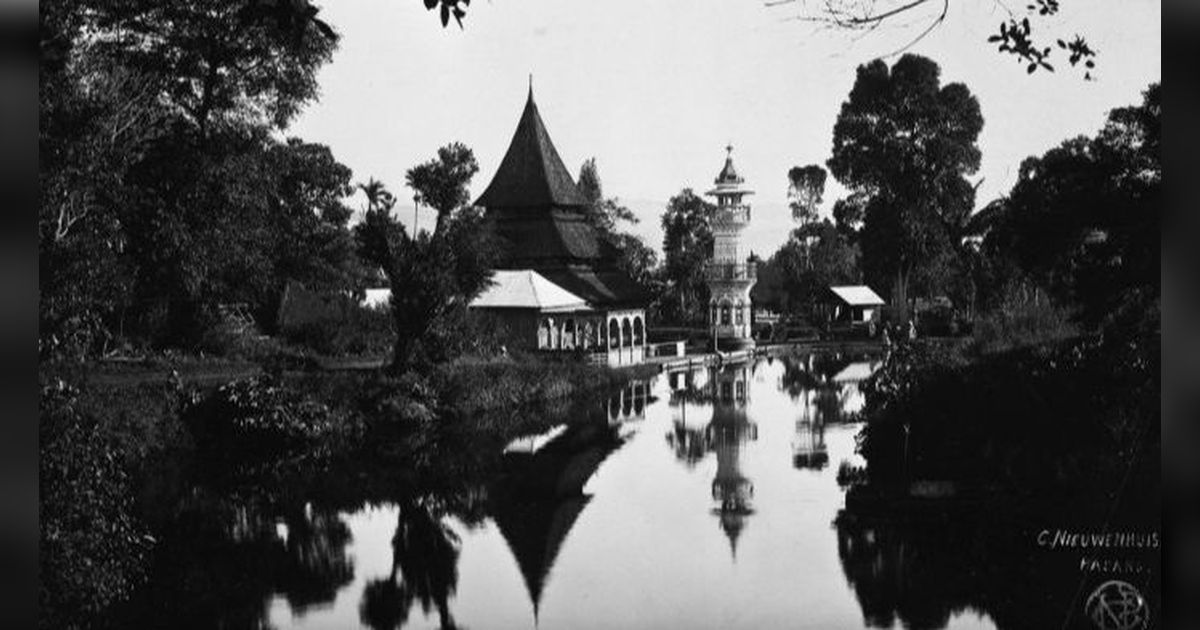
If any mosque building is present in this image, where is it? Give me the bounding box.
[470,86,650,366]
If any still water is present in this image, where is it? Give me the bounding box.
[124,353,1016,629]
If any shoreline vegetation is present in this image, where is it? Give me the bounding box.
[850,319,1159,522]
[39,351,656,630]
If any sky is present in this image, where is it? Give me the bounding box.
[289,0,1161,258]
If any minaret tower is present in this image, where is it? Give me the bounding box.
[705,145,757,351]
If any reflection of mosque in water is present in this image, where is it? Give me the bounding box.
[665,362,757,558]
[488,381,647,623]
[357,382,649,629]
[607,380,650,424]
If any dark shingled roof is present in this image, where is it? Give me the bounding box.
[477,88,649,308]
[475,88,589,209]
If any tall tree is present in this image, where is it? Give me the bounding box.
[360,148,496,370]
[788,164,827,225]
[87,0,338,138]
[985,83,1160,330]
[39,0,353,352]
[660,189,717,324]
[828,54,983,320]
[764,221,860,315]
[406,142,479,235]
[575,158,657,291]
[576,157,638,232]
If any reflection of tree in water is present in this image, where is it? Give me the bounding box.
[781,353,853,399]
[277,505,355,613]
[782,355,842,470]
[833,488,1137,630]
[110,496,355,629]
[359,499,462,630]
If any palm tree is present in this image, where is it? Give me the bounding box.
[359,178,397,216]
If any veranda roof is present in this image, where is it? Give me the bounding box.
[827,285,885,307]
[470,269,589,311]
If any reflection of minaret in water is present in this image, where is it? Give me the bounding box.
[705,363,757,559]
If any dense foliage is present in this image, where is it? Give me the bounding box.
[40,382,153,630]
[181,376,343,460]
[828,54,984,321]
[576,159,660,292]
[354,153,498,370]
[40,0,365,359]
[981,83,1160,332]
[659,189,717,324]
[754,220,860,315]
[858,334,1157,500]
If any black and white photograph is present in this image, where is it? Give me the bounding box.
[39,1,1161,629]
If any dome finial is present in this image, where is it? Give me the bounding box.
[726,143,733,156]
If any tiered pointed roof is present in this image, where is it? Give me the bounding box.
[475,87,648,308]
[476,87,589,209]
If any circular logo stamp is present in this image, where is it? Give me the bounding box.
[1085,580,1150,630]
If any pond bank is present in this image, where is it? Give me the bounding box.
[852,333,1159,519]
[39,355,656,630]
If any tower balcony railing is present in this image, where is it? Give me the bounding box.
[714,204,751,225]
[706,261,757,281]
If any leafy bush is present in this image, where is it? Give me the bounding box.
[858,334,1157,500]
[181,376,340,459]
[282,304,395,357]
[968,292,1078,355]
[40,380,152,630]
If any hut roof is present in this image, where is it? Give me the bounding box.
[826,285,885,307]
[475,87,588,209]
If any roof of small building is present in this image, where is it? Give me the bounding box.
[470,269,590,311]
[360,288,391,309]
[827,285,886,307]
[475,88,589,209]
[833,362,876,384]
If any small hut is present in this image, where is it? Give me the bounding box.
[816,285,885,330]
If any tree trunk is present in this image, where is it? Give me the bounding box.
[893,268,911,323]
